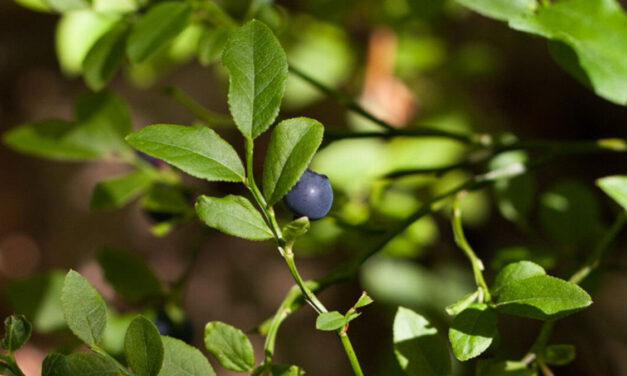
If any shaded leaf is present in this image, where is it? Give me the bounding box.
[223,20,288,139]
[597,175,627,210]
[204,321,254,372]
[65,353,118,376]
[196,195,272,240]
[544,344,575,366]
[127,2,192,63]
[198,26,230,66]
[126,124,244,182]
[61,270,107,345]
[41,353,69,376]
[96,247,163,303]
[262,118,324,205]
[90,170,154,210]
[271,364,302,376]
[83,21,130,90]
[281,217,309,246]
[1,315,31,352]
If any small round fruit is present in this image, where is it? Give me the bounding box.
[153,310,194,344]
[283,169,333,220]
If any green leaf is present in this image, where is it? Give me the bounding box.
[1,315,31,353]
[262,118,324,205]
[491,261,546,297]
[127,2,193,63]
[47,0,90,12]
[41,353,69,376]
[83,21,130,90]
[223,20,288,139]
[71,91,132,156]
[3,120,100,161]
[90,170,154,210]
[125,316,164,376]
[281,217,310,246]
[490,151,535,222]
[315,311,346,331]
[270,364,303,376]
[539,180,601,245]
[204,321,254,372]
[448,304,497,361]
[5,271,66,333]
[195,195,273,241]
[198,26,230,66]
[476,359,535,376]
[65,353,118,376]
[61,270,107,346]
[126,124,244,182]
[457,0,627,105]
[393,307,451,376]
[96,247,164,303]
[445,290,479,316]
[354,292,374,309]
[495,275,592,320]
[141,183,191,214]
[543,344,575,366]
[159,336,215,376]
[597,175,627,210]
[13,0,50,12]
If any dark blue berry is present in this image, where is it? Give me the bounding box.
[283,169,333,220]
[153,310,194,344]
[136,150,165,168]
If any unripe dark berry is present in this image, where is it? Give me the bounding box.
[283,169,333,220]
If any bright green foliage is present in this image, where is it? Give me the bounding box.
[61,270,107,346]
[539,180,601,245]
[491,261,546,297]
[204,321,255,372]
[315,311,347,331]
[83,21,130,90]
[393,307,451,376]
[126,124,245,182]
[270,364,303,376]
[456,0,627,105]
[1,315,32,353]
[90,170,155,210]
[448,304,497,361]
[597,175,627,210]
[476,359,534,376]
[544,344,576,366]
[65,353,118,376]
[47,0,90,12]
[96,248,163,303]
[127,2,192,63]
[159,336,215,376]
[196,195,273,240]
[6,271,66,333]
[41,353,69,376]
[445,290,479,316]
[490,151,535,222]
[222,20,288,139]
[354,292,374,308]
[13,0,50,12]
[281,217,310,247]
[198,26,231,65]
[495,275,592,320]
[124,316,164,376]
[262,118,324,205]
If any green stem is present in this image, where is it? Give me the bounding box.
[340,332,364,376]
[91,346,134,376]
[451,194,491,302]
[283,250,326,314]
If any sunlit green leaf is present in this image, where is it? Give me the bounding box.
[223,20,288,139]
[315,311,346,331]
[393,307,451,376]
[597,175,627,210]
[449,304,497,361]
[204,321,254,372]
[196,195,273,241]
[263,118,324,205]
[491,261,546,297]
[126,124,245,182]
[61,270,107,345]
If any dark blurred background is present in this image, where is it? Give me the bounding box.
[1,0,626,375]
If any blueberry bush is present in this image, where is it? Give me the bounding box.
[1,0,627,375]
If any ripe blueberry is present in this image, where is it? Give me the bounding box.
[283,169,333,220]
[153,310,194,344]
